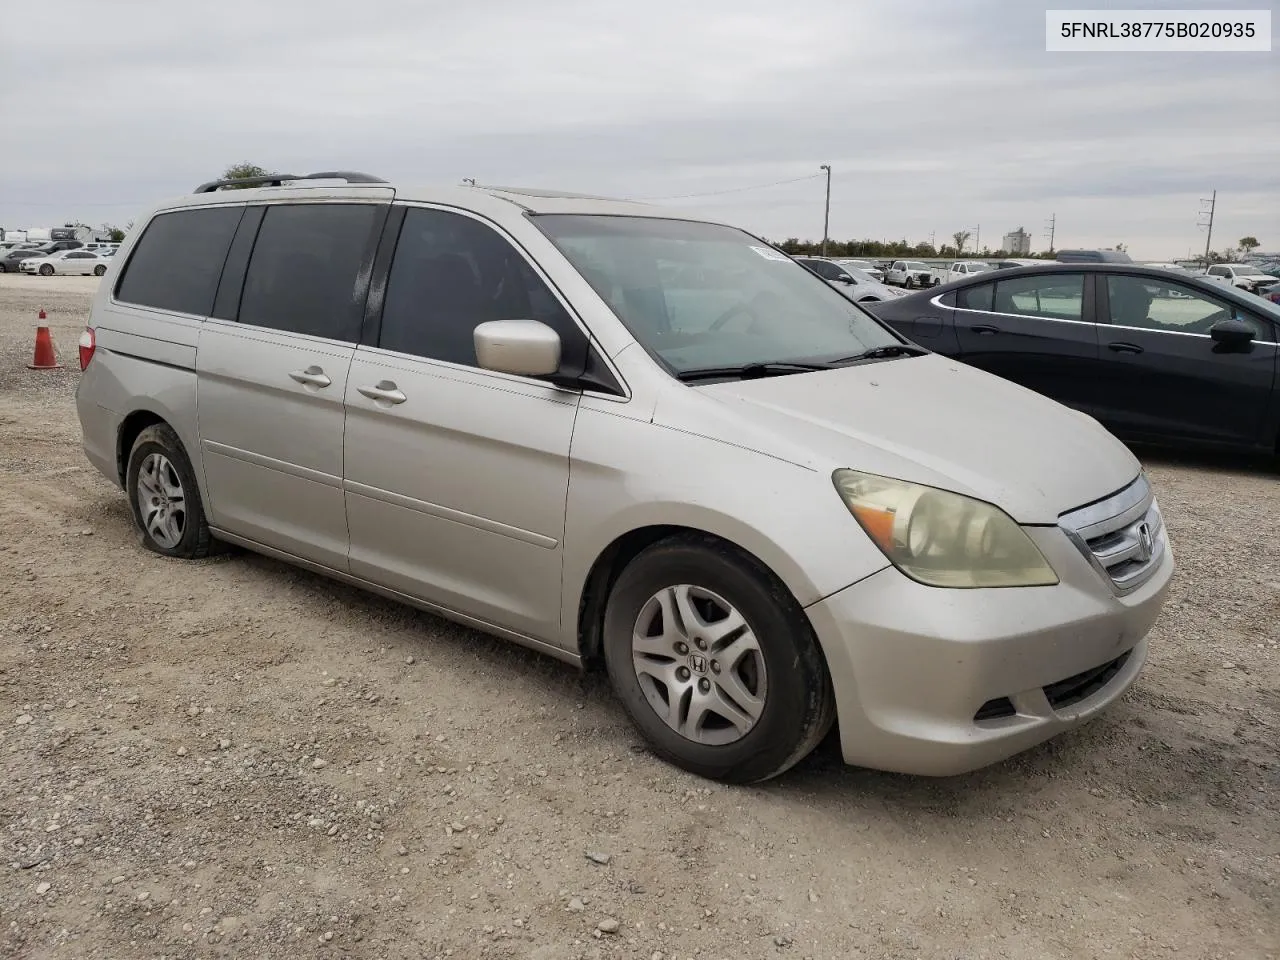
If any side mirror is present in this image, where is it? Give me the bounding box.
[474,319,562,377]
[835,275,854,284]
[1209,318,1255,347]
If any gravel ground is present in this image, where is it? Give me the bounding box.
[0,274,1276,960]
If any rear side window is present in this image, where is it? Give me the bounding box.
[238,203,380,342]
[956,282,994,311]
[992,273,1084,321]
[115,207,243,315]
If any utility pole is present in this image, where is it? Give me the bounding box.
[819,165,831,257]
[974,224,980,254]
[1198,190,1216,265]
[1044,213,1056,254]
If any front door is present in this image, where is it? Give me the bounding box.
[952,270,1103,415]
[1092,272,1277,446]
[197,200,387,569]
[343,205,585,639]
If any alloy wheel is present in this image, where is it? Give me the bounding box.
[135,452,186,549]
[630,584,768,746]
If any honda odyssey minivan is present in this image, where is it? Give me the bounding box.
[75,171,1173,782]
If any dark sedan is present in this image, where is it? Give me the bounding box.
[867,263,1280,455]
[0,248,44,273]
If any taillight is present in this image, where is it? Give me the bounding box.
[78,327,96,370]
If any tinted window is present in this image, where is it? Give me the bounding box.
[1208,266,1227,277]
[799,259,843,281]
[956,281,994,311]
[1105,275,1267,337]
[116,207,243,315]
[238,203,379,341]
[379,207,578,367]
[67,252,93,259]
[992,273,1084,321]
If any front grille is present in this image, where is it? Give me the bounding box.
[1043,651,1131,709]
[1058,475,1164,594]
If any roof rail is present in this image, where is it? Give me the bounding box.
[193,170,389,194]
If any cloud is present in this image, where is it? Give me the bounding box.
[1,0,1275,257]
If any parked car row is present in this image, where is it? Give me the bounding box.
[0,247,113,275]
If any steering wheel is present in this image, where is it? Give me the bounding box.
[709,302,759,332]
[1199,308,1231,329]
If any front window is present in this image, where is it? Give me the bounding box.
[533,215,900,375]
[1106,275,1269,337]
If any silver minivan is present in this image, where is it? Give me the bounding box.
[75,172,1173,782]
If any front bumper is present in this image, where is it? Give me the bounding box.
[805,524,1173,776]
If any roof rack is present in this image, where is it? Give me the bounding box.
[193,170,388,194]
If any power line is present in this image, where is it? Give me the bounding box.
[635,173,823,202]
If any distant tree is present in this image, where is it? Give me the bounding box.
[1114,242,1127,253]
[102,223,126,242]
[221,162,272,188]
[1239,236,1260,254]
[952,231,971,255]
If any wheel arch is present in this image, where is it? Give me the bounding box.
[116,410,169,487]
[574,521,826,670]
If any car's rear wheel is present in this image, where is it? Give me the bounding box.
[0,264,7,273]
[602,535,835,783]
[93,264,106,276]
[38,264,53,276]
[125,424,217,559]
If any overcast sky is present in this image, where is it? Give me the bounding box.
[2,0,1276,258]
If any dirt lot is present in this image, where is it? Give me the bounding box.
[0,274,1276,960]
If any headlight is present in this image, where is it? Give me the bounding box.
[833,469,1058,588]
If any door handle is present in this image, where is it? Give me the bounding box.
[357,380,407,405]
[969,324,1000,335]
[289,366,332,387]
[1107,342,1144,354]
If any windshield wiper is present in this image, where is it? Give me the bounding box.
[829,344,928,365]
[675,361,833,382]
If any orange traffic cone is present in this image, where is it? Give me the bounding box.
[28,310,63,370]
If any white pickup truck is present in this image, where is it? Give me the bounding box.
[885,260,937,289]
[936,261,994,284]
[1203,263,1279,294]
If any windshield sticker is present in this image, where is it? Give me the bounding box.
[750,245,790,262]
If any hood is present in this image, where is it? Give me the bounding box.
[655,354,1140,524]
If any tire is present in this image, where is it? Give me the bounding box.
[602,535,836,783]
[125,423,217,559]
[39,263,53,276]
[93,264,106,276]
[904,276,915,289]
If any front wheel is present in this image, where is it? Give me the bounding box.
[39,264,53,276]
[125,424,217,559]
[93,264,106,276]
[904,276,916,289]
[602,536,835,783]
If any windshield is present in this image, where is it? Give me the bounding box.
[963,262,992,272]
[904,261,928,270]
[533,215,900,374]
